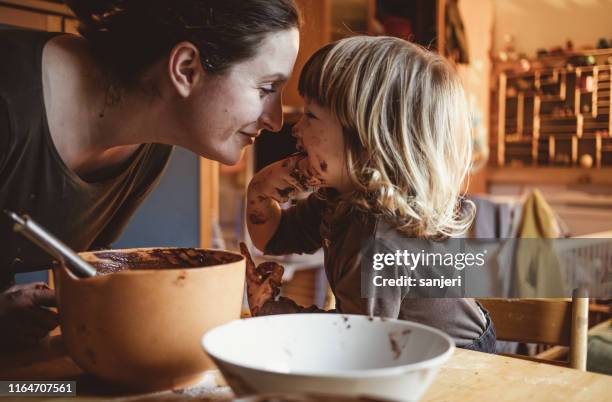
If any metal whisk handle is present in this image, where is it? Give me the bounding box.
[5,210,97,278]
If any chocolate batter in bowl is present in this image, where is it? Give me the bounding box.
[54,248,245,391]
[84,248,243,274]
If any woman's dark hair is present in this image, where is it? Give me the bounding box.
[66,0,301,85]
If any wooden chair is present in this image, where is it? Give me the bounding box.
[478,289,589,370]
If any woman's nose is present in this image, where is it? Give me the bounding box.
[260,96,284,132]
[291,119,303,138]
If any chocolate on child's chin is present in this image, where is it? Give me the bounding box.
[92,248,241,275]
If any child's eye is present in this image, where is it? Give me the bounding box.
[304,111,317,119]
[258,87,277,98]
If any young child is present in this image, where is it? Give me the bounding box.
[243,36,495,352]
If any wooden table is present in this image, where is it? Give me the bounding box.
[1,336,609,402]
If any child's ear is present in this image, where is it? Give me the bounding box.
[168,41,203,98]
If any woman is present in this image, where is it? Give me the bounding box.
[0,0,300,348]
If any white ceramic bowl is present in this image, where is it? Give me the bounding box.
[202,314,454,402]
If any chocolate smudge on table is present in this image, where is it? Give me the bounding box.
[92,248,242,275]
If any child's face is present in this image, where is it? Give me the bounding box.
[292,99,351,192]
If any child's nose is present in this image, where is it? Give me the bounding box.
[291,126,301,139]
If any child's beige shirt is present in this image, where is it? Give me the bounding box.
[264,191,487,347]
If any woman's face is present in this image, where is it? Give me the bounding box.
[292,99,351,192]
[175,29,300,165]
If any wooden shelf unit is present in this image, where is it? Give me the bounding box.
[495,50,612,168]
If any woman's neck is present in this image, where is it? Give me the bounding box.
[43,34,168,180]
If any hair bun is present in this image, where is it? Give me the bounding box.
[63,0,300,85]
[65,0,144,42]
[65,0,123,25]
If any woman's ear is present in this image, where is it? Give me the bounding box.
[168,41,203,98]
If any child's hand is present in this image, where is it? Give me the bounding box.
[248,153,323,204]
[246,153,324,251]
[240,242,284,316]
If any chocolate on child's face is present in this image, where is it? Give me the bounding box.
[293,100,349,191]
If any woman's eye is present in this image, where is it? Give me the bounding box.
[258,87,276,97]
[305,111,317,119]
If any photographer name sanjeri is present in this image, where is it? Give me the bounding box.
[373,275,462,288]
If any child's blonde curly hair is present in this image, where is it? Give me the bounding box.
[298,36,474,239]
